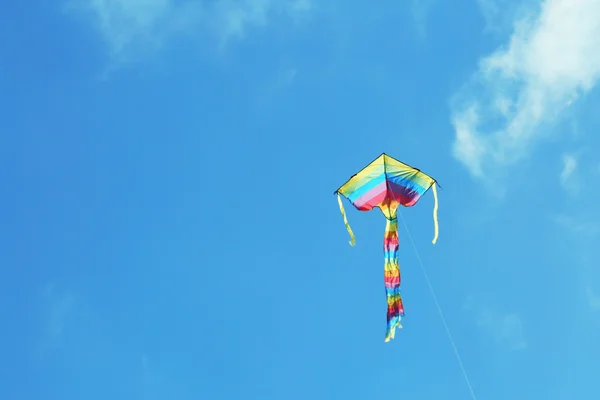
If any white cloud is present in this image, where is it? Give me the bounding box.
[36,283,75,356]
[411,0,434,38]
[559,153,578,193]
[43,283,74,338]
[253,66,298,108]
[476,0,539,35]
[481,312,527,350]
[451,0,600,178]
[588,288,600,311]
[476,0,511,33]
[464,296,527,350]
[65,0,312,65]
[553,213,599,237]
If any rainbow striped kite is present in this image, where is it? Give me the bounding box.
[335,153,439,342]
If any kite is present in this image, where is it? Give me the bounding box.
[334,153,439,342]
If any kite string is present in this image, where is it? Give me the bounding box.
[398,210,477,400]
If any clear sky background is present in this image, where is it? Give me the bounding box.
[1,0,600,399]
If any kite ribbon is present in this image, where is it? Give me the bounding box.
[432,183,439,244]
[384,217,404,342]
[337,193,356,246]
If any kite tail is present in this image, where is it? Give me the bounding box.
[432,183,439,244]
[337,193,356,246]
[384,217,404,342]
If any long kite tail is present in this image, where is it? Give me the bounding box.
[431,182,439,244]
[383,217,404,342]
[337,193,356,246]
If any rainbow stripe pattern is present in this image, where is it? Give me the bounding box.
[335,153,439,341]
[383,217,403,341]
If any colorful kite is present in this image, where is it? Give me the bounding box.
[335,153,439,342]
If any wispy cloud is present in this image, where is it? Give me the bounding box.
[587,288,600,311]
[43,284,74,338]
[476,0,507,33]
[479,311,527,350]
[553,213,599,237]
[464,296,527,350]
[411,0,434,38]
[37,283,75,355]
[559,153,577,184]
[559,153,579,194]
[140,353,152,385]
[65,0,312,66]
[476,0,538,35]
[253,66,298,114]
[552,213,600,314]
[451,0,600,178]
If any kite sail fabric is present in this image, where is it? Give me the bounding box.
[335,153,439,342]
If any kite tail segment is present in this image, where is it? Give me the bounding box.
[337,193,356,246]
[431,182,439,244]
[384,217,404,342]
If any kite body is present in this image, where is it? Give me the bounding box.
[335,153,439,342]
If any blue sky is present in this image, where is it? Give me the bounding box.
[1,0,600,399]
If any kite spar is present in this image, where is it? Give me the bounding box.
[334,153,439,342]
